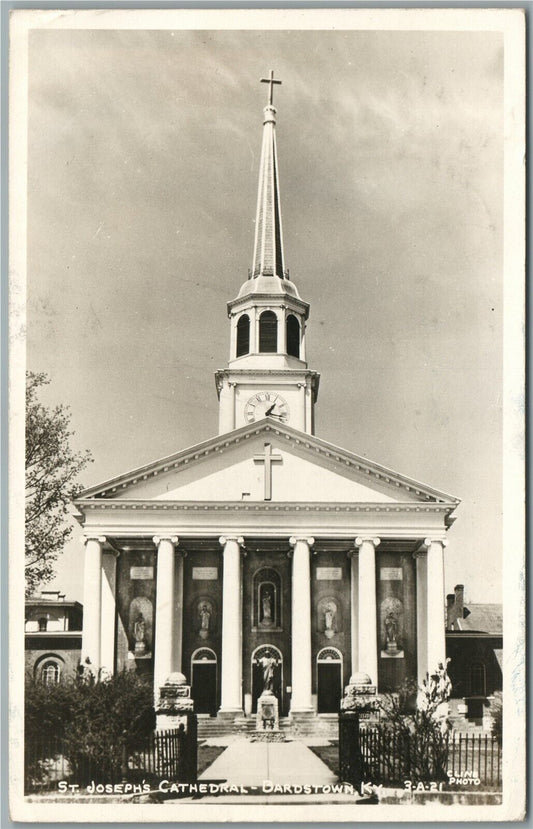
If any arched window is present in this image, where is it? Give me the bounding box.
[259,311,278,353]
[41,661,61,686]
[286,314,300,358]
[236,314,250,357]
[470,662,486,696]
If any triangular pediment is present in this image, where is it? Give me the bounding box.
[77,420,458,508]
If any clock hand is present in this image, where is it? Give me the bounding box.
[265,403,276,416]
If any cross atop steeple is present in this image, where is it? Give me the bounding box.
[252,71,285,279]
[261,70,282,106]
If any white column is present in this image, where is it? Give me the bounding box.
[301,322,307,361]
[153,535,178,695]
[349,550,358,677]
[289,536,314,714]
[355,537,380,686]
[100,549,119,675]
[173,550,185,674]
[81,535,105,674]
[415,550,428,684]
[305,381,313,435]
[296,384,306,431]
[229,313,237,358]
[219,381,236,434]
[278,308,287,353]
[425,538,447,674]
[219,535,244,714]
[252,308,259,353]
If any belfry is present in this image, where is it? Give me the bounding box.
[75,73,459,731]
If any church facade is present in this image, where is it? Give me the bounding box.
[75,74,459,724]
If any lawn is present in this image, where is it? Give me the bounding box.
[308,742,339,777]
[197,743,227,776]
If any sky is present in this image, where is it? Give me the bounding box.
[26,25,504,603]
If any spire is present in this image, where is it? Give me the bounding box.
[251,71,286,280]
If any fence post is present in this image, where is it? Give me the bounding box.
[186,713,198,783]
[338,712,364,788]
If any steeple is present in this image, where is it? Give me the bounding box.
[252,71,286,280]
[215,72,320,435]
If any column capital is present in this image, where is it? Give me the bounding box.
[289,536,314,547]
[81,535,106,546]
[153,535,179,547]
[219,535,244,547]
[423,537,448,550]
[355,536,380,548]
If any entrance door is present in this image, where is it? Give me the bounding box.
[191,649,217,716]
[317,648,342,713]
[252,645,283,715]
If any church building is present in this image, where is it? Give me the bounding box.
[75,73,459,726]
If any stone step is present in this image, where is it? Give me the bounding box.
[197,715,339,739]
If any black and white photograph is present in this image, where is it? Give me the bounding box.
[8,8,525,822]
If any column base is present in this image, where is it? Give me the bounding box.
[217,708,244,720]
[289,708,315,720]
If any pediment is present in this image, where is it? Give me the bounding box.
[78,420,458,508]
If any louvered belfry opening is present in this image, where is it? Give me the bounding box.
[286,314,300,358]
[236,314,250,357]
[259,310,278,352]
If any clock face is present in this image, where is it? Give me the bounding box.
[244,392,290,424]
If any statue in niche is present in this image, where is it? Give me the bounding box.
[198,600,213,639]
[128,596,153,656]
[385,612,398,647]
[323,600,337,639]
[256,652,278,694]
[134,613,146,654]
[380,597,404,658]
[262,590,273,625]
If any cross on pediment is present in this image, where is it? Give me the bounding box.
[253,442,283,501]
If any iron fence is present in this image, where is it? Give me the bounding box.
[25,717,198,795]
[339,714,502,790]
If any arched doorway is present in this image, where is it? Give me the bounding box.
[317,648,343,713]
[191,648,217,716]
[252,645,283,715]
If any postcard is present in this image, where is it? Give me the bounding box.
[9,8,525,822]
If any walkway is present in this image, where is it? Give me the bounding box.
[199,738,337,787]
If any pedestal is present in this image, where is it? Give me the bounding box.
[155,672,194,731]
[253,691,285,742]
[341,672,380,724]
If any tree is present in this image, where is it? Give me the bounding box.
[25,372,92,596]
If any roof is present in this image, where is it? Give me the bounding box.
[26,599,82,609]
[74,417,461,506]
[455,604,503,634]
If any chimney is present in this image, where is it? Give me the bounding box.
[454,584,464,621]
[446,594,456,629]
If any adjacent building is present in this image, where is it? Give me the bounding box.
[446,584,502,726]
[25,590,83,684]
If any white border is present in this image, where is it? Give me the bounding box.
[9,7,525,823]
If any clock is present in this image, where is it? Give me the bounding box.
[244,392,290,424]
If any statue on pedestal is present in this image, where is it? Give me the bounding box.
[256,653,277,694]
[324,601,337,638]
[198,601,212,639]
[134,613,146,654]
[261,590,273,627]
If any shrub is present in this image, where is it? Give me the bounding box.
[25,671,156,783]
[375,663,453,782]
